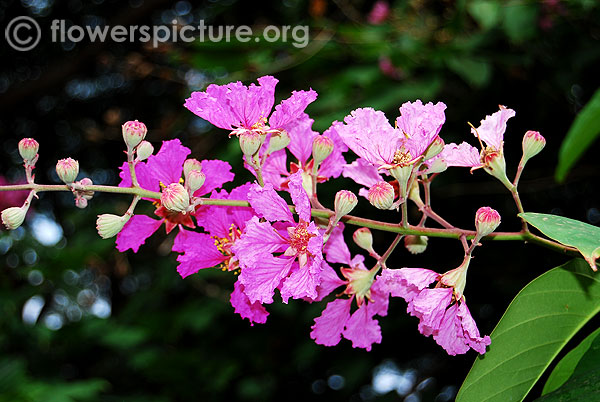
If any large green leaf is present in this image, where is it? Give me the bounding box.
[519,212,600,270]
[456,259,600,402]
[542,327,600,395]
[556,87,600,182]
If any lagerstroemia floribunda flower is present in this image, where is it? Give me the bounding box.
[232,172,324,304]
[379,267,491,355]
[183,75,317,139]
[337,101,446,200]
[116,139,234,252]
[311,226,389,351]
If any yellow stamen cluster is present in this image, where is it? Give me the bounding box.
[211,223,242,273]
[392,148,412,165]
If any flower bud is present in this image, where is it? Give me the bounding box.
[482,151,512,190]
[136,141,154,161]
[312,135,334,164]
[96,213,129,239]
[183,159,202,179]
[521,130,546,164]
[161,183,190,213]
[475,206,501,238]
[122,120,147,150]
[367,181,395,210]
[404,235,428,254]
[238,132,264,156]
[267,130,290,153]
[334,190,358,218]
[424,136,445,161]
[185,170,206,194]
[1,206,26,230]
[353,227,374,253]
[56,158,79,184]
[18,138,39,163]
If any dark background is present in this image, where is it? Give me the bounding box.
[1,0,599,401]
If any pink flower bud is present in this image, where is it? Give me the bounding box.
[367,0,390,25]
[1,206,26,230]
[122,120,147,150]
[334,190,358,218]
[238,131,264,156]
[183,159,202,178]
[18,138,39,163]
[353,227,374,253]
[367,181,395,210]
[161,183,190,213]
[267,130,290,153]
[404,235,428,254]
[522,130,546,163]
[136,141,154,161]
[56,158,79,183]
[96,213,129,239]
[185,170,206,194]
[475,207,501,238]
[312,135,334,164]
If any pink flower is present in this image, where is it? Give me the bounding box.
[116,140,234,252]
[184,75,317,135]
[232,172,324,304]
[379,268,491,355]
[262,114,347,194]
[337,101,446,171]
[438,142,483,169]
[310,226,388,351]
[472,105,515,152]
[368,1,390,24]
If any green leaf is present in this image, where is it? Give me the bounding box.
[446,57,492,88]
[519,212,600,270]
[556,87,600,182]
[467,0,502,30]
[456,259,600,402]
[542,327,600,395]
[537,368,600,401]
[502,3,538,43]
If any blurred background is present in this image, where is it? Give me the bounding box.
[1,0,599,401]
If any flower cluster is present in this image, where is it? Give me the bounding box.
[1,75,549,356]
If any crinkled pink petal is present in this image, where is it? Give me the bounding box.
[337,108,400,166]
[284,113,318,165]
[433,303,470,356]
[269,90,318,130]
[288,172,311,222]
[396,100,447,159]
[238,254,294,304]
[457,302,491,354]
[310,298,352,347]
[280,254,323,303]
[323,224,352,265]
[172,229,226,278]
[194,159,234,197]
[232,216,288,269]
[115,214,162,253]
[369,278,390,318]
[319,121,348,180]
[262,149,289,189]
[411,287,453,336]
[227,183,255,230]
[471,106,515,150]
[440,142,482,168]
[231,281,269,325]
[247,183,293,223]
[193,190,232,238]
[184,76,278,130]
[343,158,383,190]
[342,303,382,351]
[379,268,439,303]
[144,139,191,188]
[312,261,345,302]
